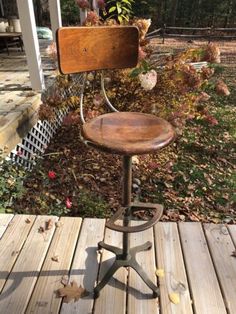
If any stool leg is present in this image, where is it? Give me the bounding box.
[94,260,120,298]
[130,241,152,254]
[98,241,122,255]
[94,155,159,298]
[130,260,159,297]
[122,155,132,259]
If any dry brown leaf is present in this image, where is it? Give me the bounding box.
[51,255,59,262]
[38,226,45,233]
[57,281,87,303]
[45,219,53,230]
[216,80,230,96]
[61,275,69,286]
[25,218,31,224]
[55,221,63,228]
[231,250,236,258]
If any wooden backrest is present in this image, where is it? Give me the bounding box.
[56,26,139,74]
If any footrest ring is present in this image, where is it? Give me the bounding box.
[106,202,163,233]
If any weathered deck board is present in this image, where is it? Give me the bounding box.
[228,224,236,246]
[0,215,35,293]
[178,222,227,314]
[0,50,55,155]
[61,218,105,314]
[25,217,82,314]
[204,224,236,314]
[128,221,159,314]
[94,225,127,314]
[0,215,234,314]
[154,222,193,314]
[0,215,58,314]
[0,214,14,238]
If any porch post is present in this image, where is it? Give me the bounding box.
[48,0,62,41]
[80,9,87,25]
[92,0,99,14]
[16,0,45,90]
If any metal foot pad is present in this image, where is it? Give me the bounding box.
[94,241,159,298]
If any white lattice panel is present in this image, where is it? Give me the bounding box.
[9,107,69,169]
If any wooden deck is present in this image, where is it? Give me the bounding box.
[0,215,236,313]
[0,41,55,155]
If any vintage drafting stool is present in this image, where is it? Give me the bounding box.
[57,26,175,298]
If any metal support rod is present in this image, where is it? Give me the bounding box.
[94,154,159,298]
[122,155,132,258]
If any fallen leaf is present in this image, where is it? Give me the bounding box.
[38,226,45,233]
[169,292,180,304]
[51,255,59,262]
[55,221,63,228]
[155,268,165,278]
[25,218,31,224]
[57,281,87,303]
[45,219,53,230]
[61,275,69,286]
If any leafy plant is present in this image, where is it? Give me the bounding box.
[0,156,27,213]
[130,60,151,77]
[105,0,135,23]
[75,189,108,218]
[60,0,80,25]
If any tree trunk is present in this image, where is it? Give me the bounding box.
[170,0,178,26]
[224,0,233,27]
[157,0,164,25]
[34,0,43,25]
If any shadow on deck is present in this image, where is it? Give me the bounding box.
[0,214,235,314]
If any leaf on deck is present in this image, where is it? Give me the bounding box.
[51,255,59,262]
[57,281,88,303]
[169,292,180,304]
[45,219,53,230]
[231,250,236,258]
[155,268,165,278]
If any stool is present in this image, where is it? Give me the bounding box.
[57,26,175,298]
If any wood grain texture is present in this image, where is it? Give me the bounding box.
[204,224,236,314]
[82,112,175,155]
[26,217,82,314]
[61,218,105,314]
[0,215,35,293]
[154,222,193,314]
[57,26,139,74]
[0,214,14,238]
[128,222,159,314]
[0,215,58,314]
[178,222,227,314]
[94,225,126,314]
[228,224,236,246]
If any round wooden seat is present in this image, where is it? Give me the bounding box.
[81,112,175,155]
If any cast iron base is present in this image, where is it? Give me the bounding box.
[94,240,159,298]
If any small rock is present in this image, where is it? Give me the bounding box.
[100,178,106,183]
[223,217,233,224]
[133,178,141,186]
[132,183,139,190]
[179,215,185,221]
